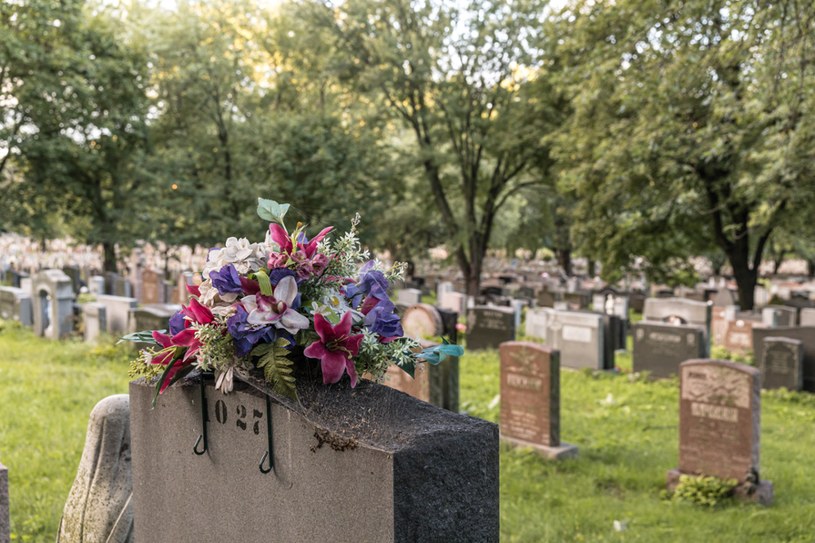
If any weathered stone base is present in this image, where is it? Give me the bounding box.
[666,469,774,506]
[502,436,579,460]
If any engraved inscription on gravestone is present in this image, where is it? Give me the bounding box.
[632,322,705,379]
[678,360,758,481]
[467,306,515,351]
[499,342,577,460]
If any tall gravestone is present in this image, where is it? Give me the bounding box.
[632,322,705,379]
[524,307,551,340]
[58,395,133,543]
[88,276,106,296]
[752,326,815,391]
[723,318,758,355]
[466,306,515,350]
[396,288,422,307]
[499,342,577,460]
[667,359,773,504]
[0,461,8,543]
[32,269,74,339]
[130,375,498,542]
[0,286,33,326]
[139,269,165,305]
[759,337,803,391]
[546,311,607,370]
[762,305,797,327]
[800,308,815,327]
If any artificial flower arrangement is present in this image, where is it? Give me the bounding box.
[126,198,462,402]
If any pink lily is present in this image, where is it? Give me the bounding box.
[151,329,202,392]
[268,223,334,258]
[181,298,214,325]
[303,312,364,387]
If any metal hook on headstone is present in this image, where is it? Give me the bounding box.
[259,393,274,474]
[193,377,208,456]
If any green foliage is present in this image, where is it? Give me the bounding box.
[669,475,738,508]
[253,339,296,399]
[257,198,290,226]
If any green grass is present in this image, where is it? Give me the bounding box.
[3,322,815,542]
[0,322,131,542]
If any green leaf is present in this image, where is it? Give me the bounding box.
[258,347,297,400]
[397,359,416,379]
[257,198,290,225]
[254,269,273,296]
[118,330,162,345]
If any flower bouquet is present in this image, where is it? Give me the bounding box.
[125,198,462,402]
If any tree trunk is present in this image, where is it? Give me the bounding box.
[103,242,117,273]
[556,248,572,276]
[588,260,597,277]
[773,251,786,275]
[808,259,815,279]
[726,247,757,310]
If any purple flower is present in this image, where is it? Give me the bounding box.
[227,305,290,357]
[345,263,389,308]
[168,310,186,335]
[210,264,242,296]
[269,268,296,286]
[364,300,403,340]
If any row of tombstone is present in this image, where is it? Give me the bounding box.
[498,341,772,503]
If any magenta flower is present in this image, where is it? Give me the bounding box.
[304,312,363,387]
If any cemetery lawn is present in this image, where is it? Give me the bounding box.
[3,324,815,542]
[0,322,131,543]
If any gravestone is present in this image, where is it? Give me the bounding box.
[58,395,133,543]
[82,303,107,343]
[629,291,646,313]
[759,337,803,391]
[499,342,577,460]
[140,269,165,305]
[524,307,551,340]
[632,322,705,379]
[752,326,815,392]
[0,286,33,326]
[536,289,557,308]
[88,276,106,296]
[0,461,7,543]
[131,304,179,333]
[32,269,74,339]
[96,295,138,334]
[667,359,773,505]
[711,306,737,346]
[438,291,467,316]
[723,319,757,355]
[436,281,453,300]
[546,311,607,370]
[711,289,737,307]
[762,305,797,327]
[563,291,591,310]
[130,375,499,542]
[800,308,815,327]
[466,306,515,350]
[396,288,423,307]
[401,304,444,340]
[643,297,712,354]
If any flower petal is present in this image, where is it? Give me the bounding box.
[278,309,310,334]
[274,276,298,306]
[269,223,292,253]
[345,359,359,388]
[312,313,334,343]
[319,350,348,384]
[303,341,328,360]
[335,311,353,337]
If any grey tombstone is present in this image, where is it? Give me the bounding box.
[752,326,815,392]
[131,304,179,333]
[499,342,577,460]
[83,303,108,343]
[396,288,422,307]
[632,322,705,379]
[58,395,133,543]
[536,289,557,308]
[524,307,552,340]
[629,291,646,313]
[438,291,467,316]
[466,306,516,350]
[762,305,797,327]
[106,273,132,298]
[130,375,499,542]
[546,310,607,370]
[643,297,712,354]
[800,308,815,327]
[711,289,737,307]
[0,286,33,326]
[759,337,804,391]
[88,276,106,296]
[0,461,7,543]
[62,266,82,294]
[668,359,773,505]
[95,295,138,335]
[32,269,74,339]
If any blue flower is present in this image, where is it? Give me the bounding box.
[168,310,186,335]
[227,305,293,357]
[345,264,389,308]
[210,264,242,296]
[364,300,403,339]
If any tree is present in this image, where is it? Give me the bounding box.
[304,0,552,295]
[3,0,152,271]
[548,0,815,308]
